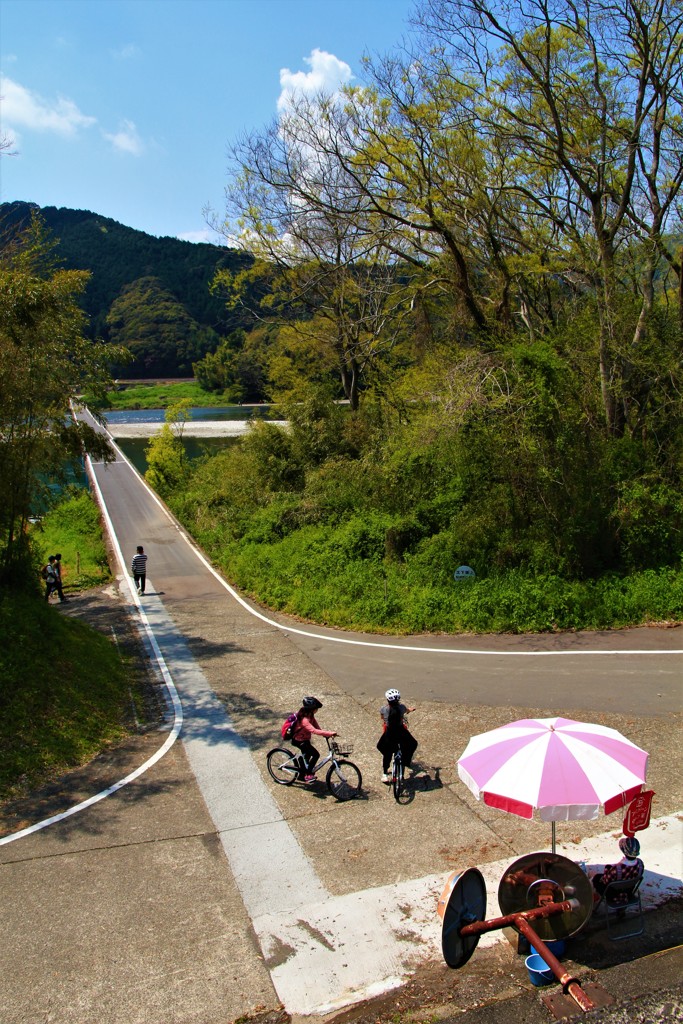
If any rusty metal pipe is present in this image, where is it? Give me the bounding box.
[459,897,579,935]
[514,917,596,1013]
[461,899,597,1014]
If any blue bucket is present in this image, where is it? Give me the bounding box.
[530,939,566,962]
[525,953,555,987]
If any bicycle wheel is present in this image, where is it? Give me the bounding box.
[326,760,362,800]
[266,747,298,785]
[392,756,404,802]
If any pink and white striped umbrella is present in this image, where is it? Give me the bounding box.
[457,717,648,824]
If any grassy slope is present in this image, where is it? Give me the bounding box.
[0,491,138,801]
[0,593,132,799]
[103,382,239,409]
[32,489,111,590]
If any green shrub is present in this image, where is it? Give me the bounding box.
[614,481,683,570]
[32,489,110,590]
[241,493,303,543]
[334,513,393,563]
[242,421,304,491]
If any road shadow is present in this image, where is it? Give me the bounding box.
[397,764,444,805]
[0,734,185,847]
[180,691,309,755]
[556,899,683,971]
[308,779,368,803]
[153,624,251,662]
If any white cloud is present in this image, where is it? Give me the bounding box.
[177,229,212,243]
[278,48,352,111]
[177,225,230,245]
[111,43,141,61]
[102,119,143,155]
[0,74,96,138]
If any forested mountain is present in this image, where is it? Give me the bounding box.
[0,201,254,376]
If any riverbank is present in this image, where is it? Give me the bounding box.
[107,419,287,438]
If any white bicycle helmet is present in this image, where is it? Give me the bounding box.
[385,688,401,702]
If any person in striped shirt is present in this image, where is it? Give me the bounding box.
[131,545,148,594]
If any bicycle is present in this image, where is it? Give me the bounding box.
[390,744,405,802]
[266,736,362,801]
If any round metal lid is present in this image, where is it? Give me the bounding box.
[437,867,487,968]
[498,852,593,939]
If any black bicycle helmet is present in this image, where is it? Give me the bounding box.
[302,696,322,710]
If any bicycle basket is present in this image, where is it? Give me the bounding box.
[331,740,353,757]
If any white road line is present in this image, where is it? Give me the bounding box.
[96,424,683,657]
[3,444,329,911]
[0,727,180,848]
[0,456,184,848]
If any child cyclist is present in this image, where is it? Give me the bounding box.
[291,696,337,783]
[377,688,418,783]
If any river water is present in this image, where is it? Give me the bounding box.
[105,405,272,475]
[104,404,273,426]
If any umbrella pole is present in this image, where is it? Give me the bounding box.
[552,821,556,854]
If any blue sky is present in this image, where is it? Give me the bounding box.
[1,0,416,241]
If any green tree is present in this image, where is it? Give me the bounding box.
[221,95,418,410]
[106,276,218,376]
[414,0,683,434]
[192,328,268,402]
[144,400,191,497]
[0,213,120,585]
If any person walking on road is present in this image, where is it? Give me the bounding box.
[291,697,336,783]
[131,545,148,594]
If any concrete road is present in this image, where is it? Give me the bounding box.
[82,408,682,716]
[0,734,279,1024]
[280,621,681,717]
[1,412,678,1024]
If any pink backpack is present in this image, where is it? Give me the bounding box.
[281,712,298,741]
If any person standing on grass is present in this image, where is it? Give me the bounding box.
[43,555,58,601]
[131,545,148,594]
[53,552,67,602]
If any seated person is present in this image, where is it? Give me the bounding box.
[590,836,644,905]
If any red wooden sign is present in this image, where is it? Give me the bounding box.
[623,790,655,836]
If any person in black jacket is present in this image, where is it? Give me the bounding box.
[377,688,417,783]
[53,552,67,602]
